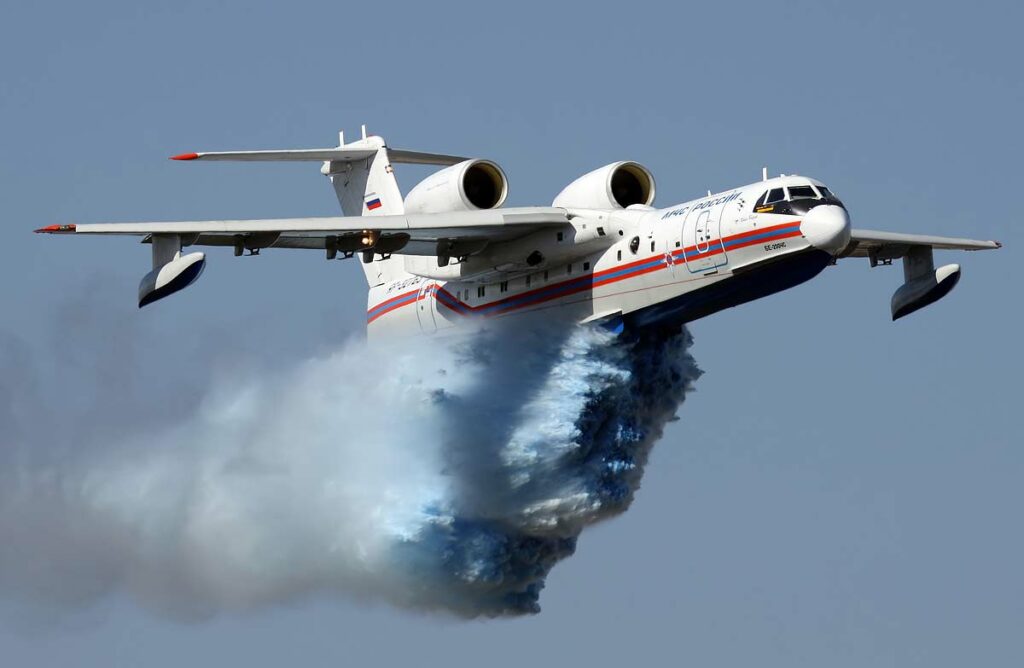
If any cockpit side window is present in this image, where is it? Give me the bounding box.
[765,187,786,204]
[818,186,835,198]
[788,185,818,200]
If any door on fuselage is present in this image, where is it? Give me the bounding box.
[683,204,728,273]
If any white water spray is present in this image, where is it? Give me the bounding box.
[0,317,700,619]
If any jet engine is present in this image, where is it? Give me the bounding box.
[404,159,508,214]
[552,161,656,209]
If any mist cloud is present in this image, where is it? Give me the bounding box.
[0,300,700,619]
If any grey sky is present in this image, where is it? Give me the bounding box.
[1,0,1021,665]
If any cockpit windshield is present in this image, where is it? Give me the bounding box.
[754,182,844,215]
[788,185,818,199]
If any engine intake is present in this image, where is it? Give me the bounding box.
[404,159,508,214]
[553,161,656,209]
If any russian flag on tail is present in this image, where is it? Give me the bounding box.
[365,194,382,211]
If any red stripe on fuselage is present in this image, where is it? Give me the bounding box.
[366,288,421,323]
[367,219,804,322]
[725,228,803,252]
[719,220,802,244]
[371,288,421,311]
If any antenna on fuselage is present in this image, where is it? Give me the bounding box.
[762,166,768,181]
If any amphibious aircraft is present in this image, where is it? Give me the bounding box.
[37,127,1001,336]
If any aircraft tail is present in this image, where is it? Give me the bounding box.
[173,127,467,287]
[323,132,404,287]
[322,129,466,287]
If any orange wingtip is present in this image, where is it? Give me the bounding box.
[35,224,76,233]
[170,152,200,161]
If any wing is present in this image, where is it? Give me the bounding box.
[840,228,1001,264]
[36,207,571,256]
[836,228,1001,320]
[37,207,573,307]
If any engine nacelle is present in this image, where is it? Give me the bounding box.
[404,159,508,214]
[552,161,655,209]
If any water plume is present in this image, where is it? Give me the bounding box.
[0,315,700,619]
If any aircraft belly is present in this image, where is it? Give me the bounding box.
[626,249,832,330]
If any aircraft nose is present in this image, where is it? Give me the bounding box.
[801,204,851,254]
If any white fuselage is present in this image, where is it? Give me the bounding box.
[366,175,850,337]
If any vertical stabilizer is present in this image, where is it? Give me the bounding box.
[322,134,408,287]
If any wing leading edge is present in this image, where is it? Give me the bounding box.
[841,228,1001,261]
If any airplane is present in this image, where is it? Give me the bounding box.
[36,127,1001,337]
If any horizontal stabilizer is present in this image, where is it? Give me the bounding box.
[170,147,468,166]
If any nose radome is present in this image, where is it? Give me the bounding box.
[801,204,851,254]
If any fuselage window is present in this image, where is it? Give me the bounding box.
[525,275,531,288]
[629,236,640,254]
[543,270,549,281]
[478,286,485,298]
[500,281,508,293]
[617,250,622,261]
[567,263,572,275]
[789,185,818,200]
[583,261,590,271]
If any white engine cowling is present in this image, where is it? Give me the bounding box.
[404,159,508,214]
[552,161,656,209]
